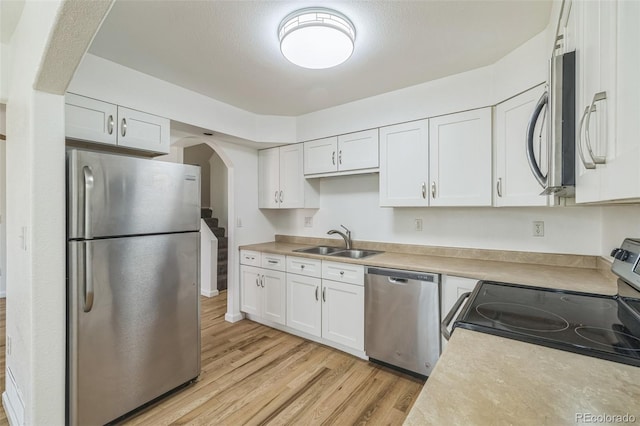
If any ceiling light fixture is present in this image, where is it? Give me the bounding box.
[278,8,356,70]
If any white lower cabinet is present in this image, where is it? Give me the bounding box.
[240,265,286,325]
[286,273,322,337]
[321,279,364,351]
[282,257,365,353]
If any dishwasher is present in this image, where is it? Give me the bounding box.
[365,267,440,377]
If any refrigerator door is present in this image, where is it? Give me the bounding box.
[67,149,200,239]
[68,232,200,426]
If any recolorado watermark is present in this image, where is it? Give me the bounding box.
[576,413,637,424]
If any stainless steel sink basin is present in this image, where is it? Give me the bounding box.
[293,246,344,255]
[329,249,383,259]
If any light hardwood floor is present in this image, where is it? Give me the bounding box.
[0,293,424,425]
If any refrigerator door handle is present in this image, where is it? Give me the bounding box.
[83,243,94,312]
[83,166,94,239]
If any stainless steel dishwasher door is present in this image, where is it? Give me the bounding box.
[365,267,440,377]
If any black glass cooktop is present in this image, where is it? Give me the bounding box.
[453,281,640,367]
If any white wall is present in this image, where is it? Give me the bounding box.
[0,42,9,102]
[210,150,228,230]
[68,54,297,144]
[601,205,640,258]
[272,174,605,255]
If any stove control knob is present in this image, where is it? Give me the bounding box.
[611,248,621,258]
[612,248,630,261]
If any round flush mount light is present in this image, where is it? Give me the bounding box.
[278,8,356,69]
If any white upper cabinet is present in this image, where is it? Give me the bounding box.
[258,145,319,209]
[336,129,379,172]
[304,129,379,176]
[379,119,430,207]
[117,107,170,154]
[65,93,170,155]
[304,137,337,175]
[429,108,492,206]
[65,94,118,146]
[494,85,549,207]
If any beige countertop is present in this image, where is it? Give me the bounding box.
[404,328,640,425]
[240,241,617,295]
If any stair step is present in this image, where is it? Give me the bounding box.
[203,217,218,229]
[217,248,228,261]
[212,227,226,238]
[217,274,228,291]
[200,208,213,219]
[217,263,227,275]
[217,237,228,249]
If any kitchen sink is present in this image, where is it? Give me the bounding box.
[330,249,383,259]
[293,246,345,255]
[293,246,384,259]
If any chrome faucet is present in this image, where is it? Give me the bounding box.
[327,225,352,250]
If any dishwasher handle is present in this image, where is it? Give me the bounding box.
[366,267,438,283]
[441,292,471,341]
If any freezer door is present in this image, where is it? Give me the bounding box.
[67,232,200,426]
[67,149,200,239]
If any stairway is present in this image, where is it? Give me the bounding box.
[201,208,228,291]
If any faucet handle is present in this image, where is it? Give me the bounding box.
[340,224,350,234]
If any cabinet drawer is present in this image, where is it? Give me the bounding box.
[322,261,364,286]
[286,256,322,278]
[261,253,286,271]
[240,250,261,266]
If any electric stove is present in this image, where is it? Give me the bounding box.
[447,238,640,367]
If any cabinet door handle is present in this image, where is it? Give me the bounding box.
[107,115,114,135]
[279,191,283,203]
[121,118,127,137]
[339,271,344,276]
[584,91,607,165]
[322,287,326,302]
[578,105,596,170]
[338,150,342,165]
[300,264,305,269]
[332,151,336,165]
[275,191,279,203]
[431,181,437,198]
[421,182,426,199]
[255,276,260,287]
[496,178,503,198]
[261,275,265,288]
[315,286,319,301]
[267,259,278,264]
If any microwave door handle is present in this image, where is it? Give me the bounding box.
[526,91,548,188]
[578,106,596,169]
[584,91,607,165]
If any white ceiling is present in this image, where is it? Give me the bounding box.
[89,0,552,116]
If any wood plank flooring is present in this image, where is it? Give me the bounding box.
[0,293,423,425]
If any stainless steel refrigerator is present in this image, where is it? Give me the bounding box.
[66,149,201,426]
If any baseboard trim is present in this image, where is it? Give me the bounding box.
[224,312,244,323]
[0,291,6,299]
[200,289,219,298]
[3,391,20,426]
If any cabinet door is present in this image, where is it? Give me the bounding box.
[304,137,338,175]
[379,119,429,206]
[240,265,261,316]
[494,86,549,207]
[429,108,492,206]
[258,147,280,209]
[65,93,118,146]
[338,129,379,171]
[574,0,617,203]
[602,0,640,201]
[279,144,305,208]
[286,273,322,337]
[261,269,286,325]
[321,280,364,351]
[117,107,170,154]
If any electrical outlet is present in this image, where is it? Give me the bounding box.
[414,218,423,231]
[304,217,313,228]
[236,216,243,228]
[533,221,544,237]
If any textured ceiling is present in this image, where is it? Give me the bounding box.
[88,0,552,116]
